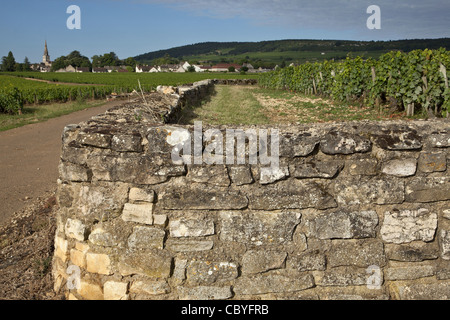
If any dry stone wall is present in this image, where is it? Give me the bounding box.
[53,79,450,300]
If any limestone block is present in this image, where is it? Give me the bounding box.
[291,161,343,179]
[166,239,214,252]
[385,242,439,262]
[313,267,371,287]
[86,253,113,275]
[111,134,142,152]
[65,218,87,242]
[418,152,447,172]
[280,134,319,158]
[287,250,326,272]
[54,236,69,262]
[77,132,111,149]
[440,230,450,260]
[381,209,438,244]
[429,133,450,148]
[347,159,378,176]
[259,166,289,185]
[241,250,287,274]
[186,261,238,285]
[104,281,129,300]
[229,166,254,186]
[78,280,104,300]
[169,217,215,238]
[127,226,165,250]
[121,203,154,225]
[385,265,435,280]
[186,166,231,187]
[130,280,170,295]
[389,282,450,300]
[327,239,386,268]
[178,286,233,300]
[405,177,450,203]
[373,129,422,150]
[381,159,417,177]
[129,188,155,203]
[88,228,118,247]
[234,272,315,295]
[59,162,92,182]
[118,249,172,278]
[320,131,371,155]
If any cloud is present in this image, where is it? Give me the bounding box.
[134,0,450,39]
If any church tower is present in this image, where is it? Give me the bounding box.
[43,40,51,66]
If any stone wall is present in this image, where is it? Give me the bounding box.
[52,80,450,300]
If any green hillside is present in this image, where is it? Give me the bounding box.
[134,38,450,68]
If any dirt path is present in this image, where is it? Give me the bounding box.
[0,99,125,226]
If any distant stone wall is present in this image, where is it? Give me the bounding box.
[52,79,450,300]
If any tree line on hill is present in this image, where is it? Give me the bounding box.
[1,52,32,72]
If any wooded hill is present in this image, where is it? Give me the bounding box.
[134,38,450,67]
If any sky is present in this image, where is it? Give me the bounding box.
[1,0,449,63]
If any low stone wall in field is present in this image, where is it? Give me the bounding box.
[52,79,450,300]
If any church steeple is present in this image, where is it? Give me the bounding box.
[43,40,51,66]
[44,40,48,56]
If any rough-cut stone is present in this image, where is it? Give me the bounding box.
[441,230,450,260]
[381,159,417,177]
[229,166,254,186]
[249,179,336,210]
[320,132,371,155]
[129,188,155,203]
[70,242,89,268]
[178,286,233,300]
[103,281,129,300]
[219,211,301,246]
[418,152,447,173]
[280,134,319,158]
[385,265,435,280]
[311,210,378,240]
[313,267,370,287]
[86,253,113,275]
[166,239,214,252]
[78,280,104,300]
[127,226,166,250]
[241,250,287,274]
[327,240,386,268]
[88,228,118,247]
[186,166,231,187]
[386,243,439,262]
[54,236,68,262]
[443,209,450,220]
[130,280,170,295]
[406,177,450,203]
[429,133,450,148]
[381,209,438,244]
[65,218,87,242]
[259,166,289,185]
[186,261,238,285]
[111,134,142,152]
[390,282,450,300]
[119,249,172,278]
[234,272,315,295]
[77,132,111,149]
[347,159,378,176]
[160,188,248,210]
[335,177,404,205]
[169,217,215,238]
[121,203,154,225]
[59,162,92,182]
[373,129,422,150]
[288,250,326,271]
[291,161,343,179]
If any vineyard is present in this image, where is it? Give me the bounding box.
[0,72,258,115]
[259,48,450,118]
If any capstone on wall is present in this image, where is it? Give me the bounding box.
[53,79,450,300]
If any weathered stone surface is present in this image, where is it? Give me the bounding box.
[241,250,287,274]
[160,188,248,210]
[311,210,378,240]
[327,240,386,268]
[390,282,450,300]
[406,177,450,203]
[186,261,238,285]
[320,132,371,155]
[104,281,129,300]
[65,218,87,242]
[386,242,439,262]
[443,209,450,220]
[88,228,119,247]
[280,134,319,158]
[385,265,435,280]
[429,133,450,148]
[440,230,450,260]
[313,267,371,287]
[178,286,233,300]
[129,188,155,203]
[381,159,417,177]
[234,272,315,295]
[335,177,405,205]
[86,253,113,275]
[169,217,215,238]
[59,162,92,182]
[186,166,230,187]
[130,280,170,295]
[347,159,378,176]
[111,134,142,152]
[288,250,326,272]
[249,179,336,210]
[373,129,422,150]
[229,166,254,186]
[78,280,104,300]
[259,166,289,185]
[119,249,172,278]
[54,236,68,262]
[219,211,301,246]
[165,239,214,252]
[127,226,166,250]
[418,152,447,173]
[381,209,438,244]
[291,161,343,179]
[121,203,154,225]
[77,132,112,149]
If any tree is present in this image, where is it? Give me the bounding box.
[228,66,236,73]
[187,65,196,72]
[123,57,137,68]
[51,51,92,71]
[1,51,16,71]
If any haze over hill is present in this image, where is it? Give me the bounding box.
[134,38,450,68]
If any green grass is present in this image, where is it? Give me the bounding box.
[0,99,105,132]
